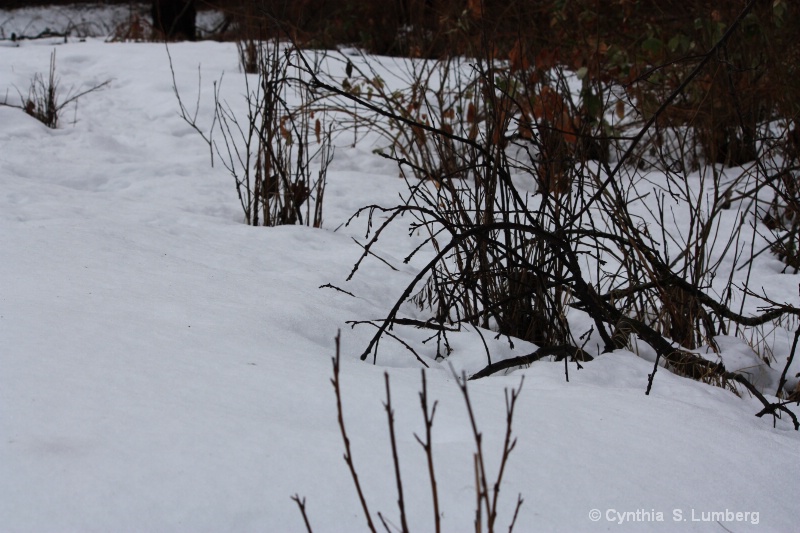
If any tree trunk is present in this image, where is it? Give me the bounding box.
[152,0,196,41]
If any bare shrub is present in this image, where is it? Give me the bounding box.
[286,3,800,427]
[173,40,333,227]
[1,50,110,129]
[164,0,800,425]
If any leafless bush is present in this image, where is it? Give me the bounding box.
[286,6,800,427]
[324,49,582,356]
[173,40,333,227]
[167,0,800,426]
[0,50,110,128]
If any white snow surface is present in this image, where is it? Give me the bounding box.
[1,18,799,533]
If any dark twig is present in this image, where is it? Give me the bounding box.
[347,320,430,368]
[414,370,441,533]
[376,512,393,533]
[392,317,459,332]
[455,372,490,531]
[776,326,800,399]
[331,332,377,533]
[507,494,524,533]
[488,379,524,532]
[469,346,591,380]
[319,283,357,298]
[383,373,410,533]
[291,494,314,533]
[352,237,399,271]
[473,454,482,533]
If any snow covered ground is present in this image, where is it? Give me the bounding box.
[1,7,799,532]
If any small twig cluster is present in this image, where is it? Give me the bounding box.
[1,50,110,129]
[292,332,525,532]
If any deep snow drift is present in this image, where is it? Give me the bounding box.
[1,11,798,532]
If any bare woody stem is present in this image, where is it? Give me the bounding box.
[331,332,377,533]
[383,373,410,533]
[414,370,441,533]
